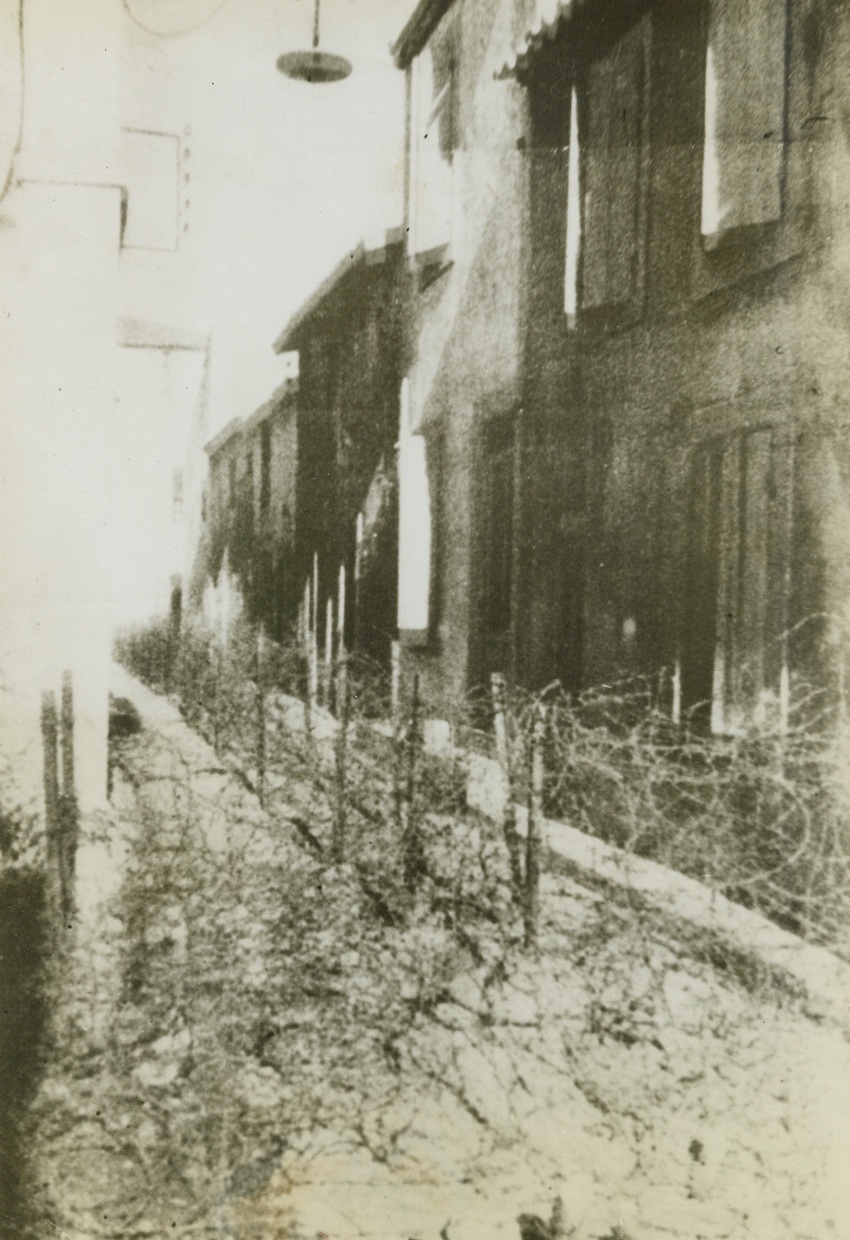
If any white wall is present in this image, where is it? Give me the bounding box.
[0,0,122,812]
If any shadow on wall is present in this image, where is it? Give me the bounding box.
[0,868,47,1240]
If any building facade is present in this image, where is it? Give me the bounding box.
[393,0,850,726]
[199,232,404,666]
[392,0,533,706]
[1,0,122,811]
[201,378,299,642]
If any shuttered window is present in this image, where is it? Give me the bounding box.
[260,422,272,512]
[684,428,792,730]
[701,0,788,237]
[409,24,457,256]
[582,16,650,310]
[121,128,180,252]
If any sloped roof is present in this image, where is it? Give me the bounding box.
[204,416,243,459]
[391,0,582,80]
[204,376,299,457]
[498,0,582,79]
[273,228,402,355]
[243,376,298,433]
[391,0,456,68]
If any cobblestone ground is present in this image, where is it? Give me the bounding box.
[21,667,850,1240]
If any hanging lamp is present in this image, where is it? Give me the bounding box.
[276,0,351,83]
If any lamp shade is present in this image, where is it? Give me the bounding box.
[276,48,351,82]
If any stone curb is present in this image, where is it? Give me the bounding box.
[111,664,850,1034]
[457,746,850,1032]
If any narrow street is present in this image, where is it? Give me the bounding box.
[4,2,850,1237]
[18,668,850,1240]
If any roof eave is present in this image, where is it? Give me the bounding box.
[391,0,455,69]
[497,0,578,81]
[204,416,244,458]
[273,228,403,354]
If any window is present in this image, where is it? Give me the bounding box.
[120,128,179,251]
[701,0,788,239]
[260,422,272,512]
[581,16,651,312]
[564,86,581,320]
[409,22,457,257]
[683,428,791,730]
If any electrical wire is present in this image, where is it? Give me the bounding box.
[121,0,232,39]
[0,0,25,205]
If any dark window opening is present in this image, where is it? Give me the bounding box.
[682,427,789,730]
[260,422,272,512]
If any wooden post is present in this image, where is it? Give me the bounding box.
[491,672,523,893]
[308,555,319,722]
[302,577,311,649]
[337,563,346,652]
[525,703,546,949]
[402,672,424,891]
[41,690,60,835]
[312,552,319,641]
[58,671,79,922]
[509,403,526,684]
[256,629,266,807]
[353,512,362,647]
[391,639,401,722]
[60,671,75,802]
[213,634,223,751]
[391,639,404,833]
[302,576,312,736]
[336,563,347,718]
[671,651,682,726]
[332,655,349,864]
[323,596,333,706]
[41,691,61,927]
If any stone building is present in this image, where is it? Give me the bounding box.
[200,376,299,642]
[393,0,850,727]
[391,0,532,705]
[200,231,404,665]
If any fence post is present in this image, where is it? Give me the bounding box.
[302,577,313,737]
[41,690,62,928]
[60,671,75,804]
[308,556,319,728]
[353,512,363,648]
[212,635,222,751]
[402,672,424,891]
[323,596,333,707]
[332,653,348,863]
[337,562,346,655]
[58,671,79,922]
[255,629,266,807]
[491,672,524,894]
[391,640,401,722]
[332,563,349,862]
[525,702,546,949]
